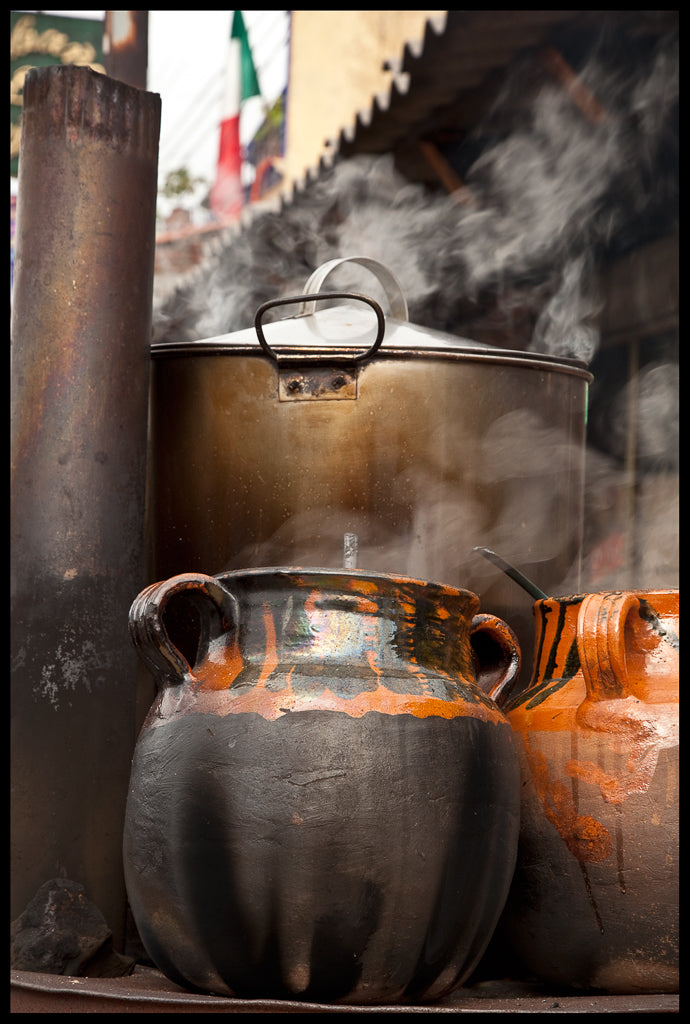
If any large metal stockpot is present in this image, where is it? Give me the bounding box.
[147,257,592,688]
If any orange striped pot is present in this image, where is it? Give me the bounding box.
[497,589,679,993]
[123,568,521,1005]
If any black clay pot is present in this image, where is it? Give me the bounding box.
[123,568,521,1005]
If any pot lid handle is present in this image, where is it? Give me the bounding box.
[255,292,386,364]
[299,257,409,321]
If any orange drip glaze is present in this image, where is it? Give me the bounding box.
[177,593,506,725]
[185,649,505,725]
[526,743,613,863]
[195,639,243,692]
[258,605,279,683]
[190,669,505,723]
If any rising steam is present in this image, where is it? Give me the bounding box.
[150,15,678,606]
[153,20,677,367]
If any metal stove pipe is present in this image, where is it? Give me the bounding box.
[10,64,160,951]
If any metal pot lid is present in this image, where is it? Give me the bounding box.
[152,256,592,378]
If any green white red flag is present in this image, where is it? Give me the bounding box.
[210,11,261,220]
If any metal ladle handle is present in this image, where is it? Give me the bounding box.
[300,256,409,321]
[473,546,549,601]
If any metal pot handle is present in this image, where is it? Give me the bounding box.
[300,256,409,321]
[129,573,239,688]
[255,291,386,364]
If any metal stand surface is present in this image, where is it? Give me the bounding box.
[10,968,679,1014]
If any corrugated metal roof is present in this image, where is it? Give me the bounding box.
[287,11,579,185]
[289,9,676,193]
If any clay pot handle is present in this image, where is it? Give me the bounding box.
[128,573,239,688]
[470,613,522,703]
[576,591,639,701]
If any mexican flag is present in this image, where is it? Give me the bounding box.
[210,11,261,220]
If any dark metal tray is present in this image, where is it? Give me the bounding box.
[10,967,679,1014]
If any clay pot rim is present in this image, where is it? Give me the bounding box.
[213,565,481,602]
[534,587,678,607]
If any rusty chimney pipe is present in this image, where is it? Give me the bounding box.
[10,65,161,952]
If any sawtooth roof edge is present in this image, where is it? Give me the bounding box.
[298,10,586,180]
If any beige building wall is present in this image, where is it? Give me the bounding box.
[284,11,446,187]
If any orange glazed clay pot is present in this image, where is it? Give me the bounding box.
[123,568,521,1005]
[497,589,679,994]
